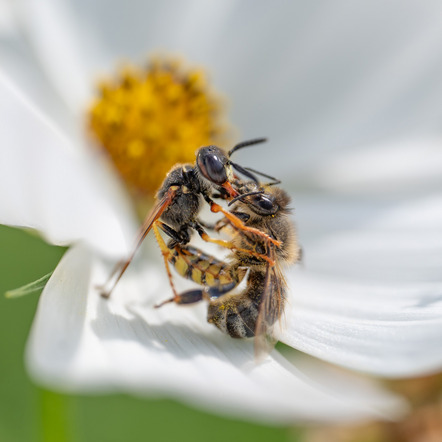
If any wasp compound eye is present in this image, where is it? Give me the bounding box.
[197,146,228,185]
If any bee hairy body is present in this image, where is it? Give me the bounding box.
[207,184,299,350]
[164,184,299,347]
[207,269,285,339]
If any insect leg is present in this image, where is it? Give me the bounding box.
[155,288,206,308]
[209,202,282,248]
[157,222,190,247]
[154,242,242,307]
[190,221,276,266]
[155,278,243,309]
[152,222,179,299]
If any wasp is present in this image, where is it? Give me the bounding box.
[154,180,300,359]
[98,138,280,298]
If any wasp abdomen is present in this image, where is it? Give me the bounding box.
[169,245,238,289]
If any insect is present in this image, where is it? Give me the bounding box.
[98,138,280,298]
[155,181,300,359]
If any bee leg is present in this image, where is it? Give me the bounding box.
[155,289,206,308]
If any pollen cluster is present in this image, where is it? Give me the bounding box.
[88,57,230,198]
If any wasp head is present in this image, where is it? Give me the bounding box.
[196,145,237,197]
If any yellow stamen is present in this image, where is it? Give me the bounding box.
[88,57,231,199]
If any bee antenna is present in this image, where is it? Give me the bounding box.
[228,138,267,157]
[228,190,264,207]
[230,162,260,184]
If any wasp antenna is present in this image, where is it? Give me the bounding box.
[244,167,281,185]
[228,190,264,206]
[228,138,267,157]
[230,162,259,184]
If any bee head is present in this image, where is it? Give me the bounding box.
[229,185,291,217]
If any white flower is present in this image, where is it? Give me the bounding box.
[2,0,442,423]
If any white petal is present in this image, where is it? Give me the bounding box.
[310,139,442,195]
[0,16,76,138]
[282,193,442,377]
[0,0,17,36]
[23,0,442,180]
[14,0,90,115]
[26,244,407,424]
[0,72,136,257]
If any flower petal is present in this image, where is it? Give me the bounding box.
[0,72,136,257]
[0,0,17,36]
[12,0,90,114]
[0,7,76,137]
[310,139,442,195]
[17,1,442,180]
[27,244,407,424]
[282,192,442,377]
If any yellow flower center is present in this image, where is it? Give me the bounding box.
[88,57,230,199]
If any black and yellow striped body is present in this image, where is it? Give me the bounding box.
[168,245,241,295]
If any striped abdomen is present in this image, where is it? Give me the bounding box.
[169,245,239,294]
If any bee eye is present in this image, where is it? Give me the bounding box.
[253,195,277,214]
[197,148,228,185]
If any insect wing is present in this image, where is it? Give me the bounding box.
[98,186,179,298]
[254,257,285,361]
[133,185,179,252]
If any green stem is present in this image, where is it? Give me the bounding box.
[39,389,72,442]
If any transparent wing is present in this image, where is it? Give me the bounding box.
[98,185,179,297]
[254,250,286,361]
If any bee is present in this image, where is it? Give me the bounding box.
[155,181,300,359]
[98,138,280,298]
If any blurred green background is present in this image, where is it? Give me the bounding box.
[0,225,299,442]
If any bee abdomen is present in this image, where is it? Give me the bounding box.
[207,295,259,339]
[207,269,285,339]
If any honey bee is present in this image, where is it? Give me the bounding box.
[98,138,279,298]
[155,181,300,359]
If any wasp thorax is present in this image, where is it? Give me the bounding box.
[88,57,230,199]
